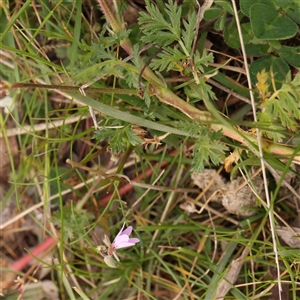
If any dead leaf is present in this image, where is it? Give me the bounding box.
[224,149,243,172]
[215,247,249,299]
[276,226,300,248]
[41,280,60,300]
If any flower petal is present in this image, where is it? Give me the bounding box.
[111,222,139,249]
[120,226,133,237]
[128,238,140,244]
[115,222,126,239]
[114,237,140,249]
[114,242,137,249]
[113,235,129,247]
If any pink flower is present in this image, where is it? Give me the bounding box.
[112,222,140,249]
[98,222,140,267]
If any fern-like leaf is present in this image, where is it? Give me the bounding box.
[150,47,186,72]
[191,129,228,172]
[182,10,197,53]
[139,0,182,46]
[93,124,142,154]
[259,71,300,138]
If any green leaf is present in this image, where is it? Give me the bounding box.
[285,2,300,24]
[123,67,139,88]
[66,91,191,137]
[193,76,216,101]
[277,0,297,9]
[93,124,142,154]
[268,40,282,50]
[249,56,290,90]
[193,49,214,73]
[245,43,270,57]
[191,129,227,172]
[182,10,197,53]
[258,71,300,139]
[51,208,94,242]
[138,1,171,33]
[278,46,300,68]
[224,14,251,49]
[262,96,299,132]
[204,7,223,21]
[250,3,298,40]
[140,31,176,47]
[240,0,276,17]
[214,13,226,31]
[126,127,144,146]
[150,47,186,72]
[139,0,182,46]
[277,0,300,23]
[215,0,234,15]
[258,111,286,141]
[176,120,205,138]
[165,0,182,39]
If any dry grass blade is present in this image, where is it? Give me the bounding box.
[215,246,249,299]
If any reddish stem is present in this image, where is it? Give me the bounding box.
[10,236,58,272]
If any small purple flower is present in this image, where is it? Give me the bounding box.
[98,222,139,268]
[112,222,140,249]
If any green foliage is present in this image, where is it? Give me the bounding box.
[51,207,94,242]
[249,55,290,91]
[278,46,300,68]
[1,1,300,299]
[176,121,228,172]
[204,7,223,21]
[72,26,132,84]
[191,129,228,172]
[139,0,182,47]
[250,3,298,40]
[205,0,300,90]
[257,70,300,141]
[191,76,217,101]
[215,0,234,14]
[177,120,205,138]
[93,122,142,154]
[150,47,186,72]
[139,0,213,76]
[257,112,285,142]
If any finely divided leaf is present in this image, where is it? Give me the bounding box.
[165,0,181,40]
[140,32,176,47]
[191,130,228,172]
[93,125,142,153]
[182,10,197,53]
[259,71,300,136]
[139,0,183,46]
[150,47,186,72]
